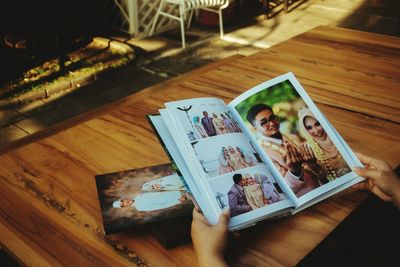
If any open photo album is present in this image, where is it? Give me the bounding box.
[148,72,364,230]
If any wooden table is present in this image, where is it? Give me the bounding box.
[1,26,399,267]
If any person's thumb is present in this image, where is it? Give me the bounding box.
[217,209,231,227]
[353,167,380,181]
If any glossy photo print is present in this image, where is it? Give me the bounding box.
[191,134,263,178]
[95,164,193,234]
[210,166,287,217]
[172,101,242,141]
[234,79,351,198]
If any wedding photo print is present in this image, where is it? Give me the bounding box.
[211,167,287,217]
[95,164,193,234]
[191,134,263,178]
[235,79,351,198]
[173,101,242,141]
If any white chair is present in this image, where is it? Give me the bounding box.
[149,0,230,49]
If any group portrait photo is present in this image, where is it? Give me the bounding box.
[173,101,242,141]
[191,134,263,178]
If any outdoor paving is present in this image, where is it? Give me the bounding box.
[0,0,398,151]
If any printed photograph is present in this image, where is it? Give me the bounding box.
[192,134,263,178]
[211,167,286,217]
[234,79,351,198]
[95,164,193,234]
[173,102,242,141]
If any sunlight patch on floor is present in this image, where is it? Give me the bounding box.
[223,35,272,49]
[223,0,367,49]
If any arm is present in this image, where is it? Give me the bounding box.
[284,143,304,178]
[353,153,400,209]
[191,209,230,267]
[299,143,328,185]
[228,190,252,215]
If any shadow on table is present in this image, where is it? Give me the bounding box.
[297,165,400,267]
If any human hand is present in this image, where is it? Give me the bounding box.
[284,142,303,176]
[191,209,230,267]
[299,143,317,167]
[353,152,400,208]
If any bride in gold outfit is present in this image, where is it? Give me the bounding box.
[298,108,351,181]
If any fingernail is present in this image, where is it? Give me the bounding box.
[352,166,361,173]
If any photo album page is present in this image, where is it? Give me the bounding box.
[228,72,364,210]
[156,98,295,229]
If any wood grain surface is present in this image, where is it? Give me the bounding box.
[0,26,399,267]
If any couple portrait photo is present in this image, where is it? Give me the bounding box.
[191,134,263,178]
[212,169,285,217]
[95,164,193,234]
[174,102,242,141]
[235,79,352,198]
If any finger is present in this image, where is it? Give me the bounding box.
[302,144,310,159]
[284,142,289,152]
[307,145,316,159]
[351,181,369,191]
[355,152,375,165]
[192,208,208,224]
[301,143,310,159]
[288,144,297,158]
[285,144,295,163]
[370,185,392,202]
[353,167,382,181]
[355,152,383,169]
[352,179,392,202]
[291,145,302,162]
[215,209,230,232]
[218,209,231,226]
[303,144,311,157]
[284,143,291,161]
[192,208,201,220]
[289,144,302,163]
[283,153,288,164]
[299,144,307,159]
